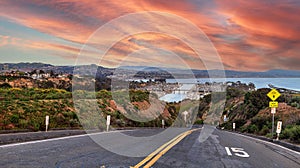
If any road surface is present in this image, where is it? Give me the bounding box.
[0,127,299,168]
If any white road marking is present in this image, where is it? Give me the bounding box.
[225,147,250,157]
[0,130,129,148]
[225,147,232,156]
[231,147,250,158]
[226,131,300,155]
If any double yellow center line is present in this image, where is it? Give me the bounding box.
[131,128,200,168]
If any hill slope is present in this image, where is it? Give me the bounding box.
[220,88,300,143]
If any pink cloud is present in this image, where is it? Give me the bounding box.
[0,35,9,47]
[0,0,299,70]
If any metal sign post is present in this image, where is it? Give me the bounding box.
[106,115,111,132]
[45,115,49,132]
[271,107,276,139]
[267,89,281,140]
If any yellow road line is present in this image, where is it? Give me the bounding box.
[131,132,186,168]
[143,130,193,168]
[131,128,199,168]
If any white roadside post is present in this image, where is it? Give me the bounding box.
[182,111,188,127]
[224,115,227,122]
[162,119,165,128]
[233,122,236,131]
[276,121,282,140]
[45,115,49,132]
[106,115,111,132]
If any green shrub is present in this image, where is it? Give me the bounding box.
[266,133,273,138]
[233,119,247,129]
[129,90,150,102]
[69,119,80,127]
[0,83,12,88]
[291,102,298,108]
[240,126,247,133]
[194,119,204,125]
[281,125,300,143]
[251,116,270,130]
[9,114,19,124]
[227,88,244,100]
[29,120,41,131]
[247,124,258,133]
[19,119,28,129]
[259,125,270,135]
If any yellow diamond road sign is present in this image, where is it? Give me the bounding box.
[267,89,281,101]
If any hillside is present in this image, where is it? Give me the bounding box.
[0,88,202,132]
[220,88,300,143]
[1,85,299,143]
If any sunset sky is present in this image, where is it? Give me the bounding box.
[0,0,299,71]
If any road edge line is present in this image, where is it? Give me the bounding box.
[0,130,130,148]
[225,131,300,155]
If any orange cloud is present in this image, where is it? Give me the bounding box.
[0,35,28,47]
[0,35,9,47]
[0,0,221,69]
[101,33,205,68]
[0,0,218,43]
[217,0,300,40]
[0,0,299,71]
[0,1,96,44]
[212,0,300,70]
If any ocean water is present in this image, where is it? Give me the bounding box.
[159,93,186,103]
[160,78,300,102]
[166,78,300,91]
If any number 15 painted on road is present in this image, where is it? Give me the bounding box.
[225,147,250,158]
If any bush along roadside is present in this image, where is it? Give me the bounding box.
[0,88,206,132]
[220,88,300,144]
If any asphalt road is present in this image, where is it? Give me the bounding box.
[151,128,300,168]
[0,127,299,168]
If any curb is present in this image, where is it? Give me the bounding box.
[0,130,86,145]
[0,127,165,145]
[223,129,300,153]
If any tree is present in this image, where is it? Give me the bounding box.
[50,70,55,77]
[39,70,45,74]
[0,83,12,88]
[31,69,37,75]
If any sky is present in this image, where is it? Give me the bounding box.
[0,0,299,71]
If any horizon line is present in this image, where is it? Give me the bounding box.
[1,62,300,72]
